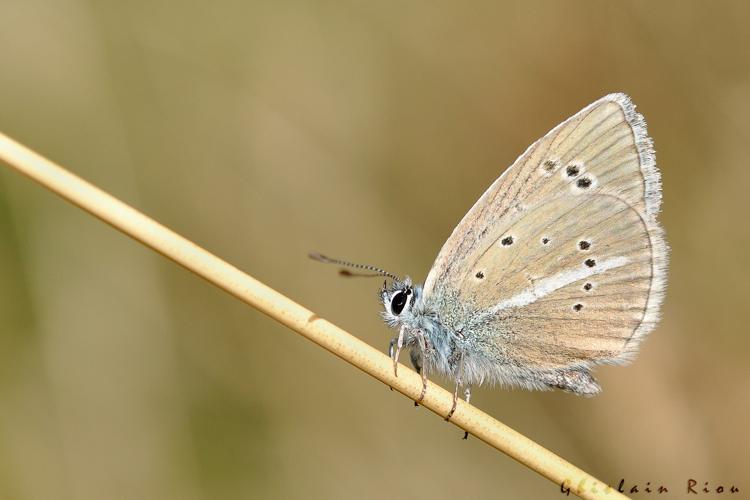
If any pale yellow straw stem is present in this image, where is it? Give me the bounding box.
[0,132,626,500]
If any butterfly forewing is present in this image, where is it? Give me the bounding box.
[423,94,666,377]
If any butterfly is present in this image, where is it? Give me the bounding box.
[313,93,667,420]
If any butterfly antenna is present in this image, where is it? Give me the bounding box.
[308,252,399,281]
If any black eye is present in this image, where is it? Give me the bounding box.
[390,291,408,315]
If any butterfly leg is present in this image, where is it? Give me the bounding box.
[462,386,472,439]
[446,382,460,421]
[391,326,405,377]
[412,330,429,405]
[445,352,465,421]
[387,337,398,391]
[408,349,423,406]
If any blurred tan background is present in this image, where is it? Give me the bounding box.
[1,1,749,499]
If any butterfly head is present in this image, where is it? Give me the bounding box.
[380,277,422,327]
[307,251,424,328]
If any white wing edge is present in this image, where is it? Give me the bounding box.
[602,93,669,361]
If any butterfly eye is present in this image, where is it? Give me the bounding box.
[390,291,408,315]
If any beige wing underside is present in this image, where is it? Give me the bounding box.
[423,93,667,371]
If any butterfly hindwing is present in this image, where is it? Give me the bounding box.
[465,194,654,365]
[422,94,667,391]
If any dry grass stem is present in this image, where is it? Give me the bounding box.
[0,131,627,500]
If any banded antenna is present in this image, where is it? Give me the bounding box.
[308,252,399,281]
